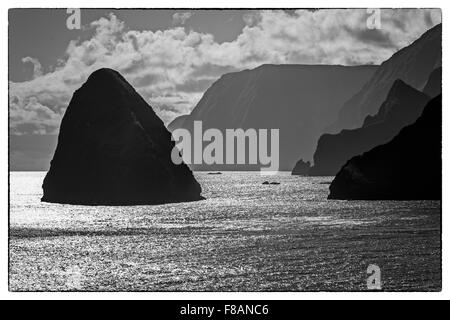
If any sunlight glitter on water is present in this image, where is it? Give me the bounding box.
[9,171,441,291]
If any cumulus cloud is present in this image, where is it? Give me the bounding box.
[21,57,43,79]
[242,12,259,26]
[9,9,441,135]
[9,95,62,135]
[172,12,193,25]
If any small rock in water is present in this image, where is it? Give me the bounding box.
[262,181,280,185]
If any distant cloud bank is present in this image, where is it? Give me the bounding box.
[9,9,441,135]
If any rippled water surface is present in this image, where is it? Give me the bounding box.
[9,171,441,291]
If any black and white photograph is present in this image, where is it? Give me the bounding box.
[5,4,445,298]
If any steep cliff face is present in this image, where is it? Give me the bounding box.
[328,95,441,200]
[309,80,430,176]
[423,67,442,98]
[291,159,311,176]
[42,68,203,205]
[326,24,441,134]
[169,64,377,171]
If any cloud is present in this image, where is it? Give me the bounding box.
[21,57,43,79]
[242,12,259,26]
[9,9,441,135]
[172,12,193,25]
[9,95,62,135]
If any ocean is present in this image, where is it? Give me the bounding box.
[9,171,441,291]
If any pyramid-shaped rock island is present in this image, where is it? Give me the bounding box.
[42,68,204,205]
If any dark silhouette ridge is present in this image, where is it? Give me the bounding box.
[42,68,204,205]
[328,95,441,200]
[168,64,377,171]
[291,159,311,176]
[326,24,441,134]
[309,80,431,176]
[423,67,442,98]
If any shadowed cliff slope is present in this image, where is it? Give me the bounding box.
[423,67,442,98]
[169,64,377,171]
[326,24,441,134]
[309,80,431,176]
[328,95,441,200]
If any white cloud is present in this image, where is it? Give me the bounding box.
[9,9,441,135]
[172,12,193,25]
[9,95,62,135]
[21,57,43,79]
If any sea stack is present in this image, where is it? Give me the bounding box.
[42,68,204,205]
[328,95,441,200]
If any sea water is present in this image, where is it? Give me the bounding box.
[9,171,441,291]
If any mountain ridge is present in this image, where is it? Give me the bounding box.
[328,95,441,200]
[309,79,431,176]
[169,63,378,171]
[326,23,441,134]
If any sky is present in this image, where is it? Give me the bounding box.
[9,8,441,136]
